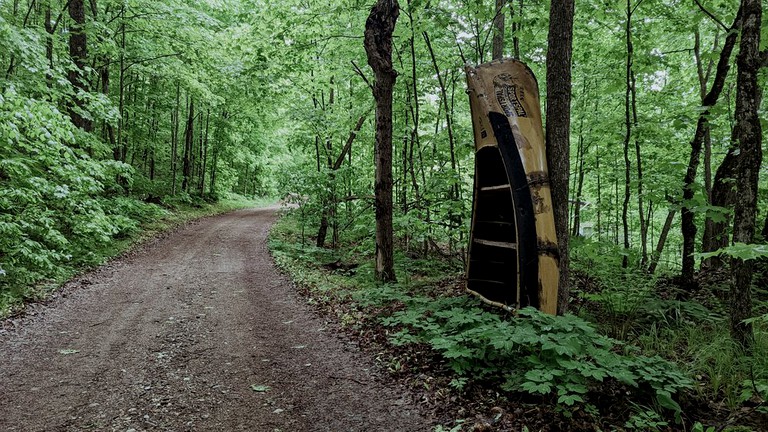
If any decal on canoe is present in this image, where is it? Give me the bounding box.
[493,73,527,118]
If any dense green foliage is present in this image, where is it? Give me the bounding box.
[0,0,273,314]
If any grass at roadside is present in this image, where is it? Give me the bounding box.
[0,194,272,318]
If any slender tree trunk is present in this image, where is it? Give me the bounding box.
[491,0,505,60]
[631,58,647,265]
[546,0,574,313]
[697,30,718,201]
[406,1,422,211]
[511,0,522,59]
[423,31,458,202]
[182,98,194,193]
[68,0,91,131]
[210,110,227,195]
[402,104,409,214]
[595,143,602,239]
[621,0,634,268]
[116,16,126,161]
[44,0,54,81]
[364,0,399,282]
[571,117,586,237]
[171,83,180,195]
[681,8,742,286]
[199,110,210,195]
[149,115,156,181]
[702,131,738,270]
[648,210,676,274]
[729,0,762,350]
[317,83,337,249]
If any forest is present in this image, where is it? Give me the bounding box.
[1,0,767,429]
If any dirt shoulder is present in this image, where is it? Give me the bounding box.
[0,208,429,431]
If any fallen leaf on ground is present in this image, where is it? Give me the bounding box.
[250,384,271,392]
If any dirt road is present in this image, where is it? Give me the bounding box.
[0,208,428,431]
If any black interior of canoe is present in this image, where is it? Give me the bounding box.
[467,112,539,309]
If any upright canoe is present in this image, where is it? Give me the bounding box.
[465,59,559,315]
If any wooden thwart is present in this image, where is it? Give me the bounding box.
[473,239,517,249]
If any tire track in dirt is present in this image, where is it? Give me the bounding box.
[0,208,428,431]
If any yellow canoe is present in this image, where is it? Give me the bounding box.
[465,59,559,315]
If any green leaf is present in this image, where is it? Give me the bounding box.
[557,394,584,406]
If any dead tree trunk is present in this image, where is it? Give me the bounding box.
[364,0,399,282]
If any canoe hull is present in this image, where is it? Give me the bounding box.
[465,59,559,315]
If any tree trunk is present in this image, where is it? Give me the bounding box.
[696,29,718,201]
[406,0,422,211]
[199,110,210,195]
[44,0,54,80]
[317,114,367,249]
[317,83,337,249]
[571,116,586,237]
[680,8,742,286]
[171,83,180,195]
[702,132,739,270]
[729,0,762,351]
[364,0,399,282]
[491,0,505,60]
[182,98,194,193]
[210,110,227,195]
[423,31,459,202]
[595,143,602,239]
[545,0,574,313]
[511,0,522,59]
[620,0,634,268]
[68,0,91,131]
[116,14,126,161]
[648,210,676,275]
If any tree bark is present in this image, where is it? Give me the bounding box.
[171,82,180,195]
[648,210,676,275]
[729,0,762,350]
[702,130,739,270]
[405,1,422,211]
[199,110,210,195]
[571,116,586,237]
[181,98,194,193]
[68,0,91,131]
[620,0,635,268]
[511,0,522,59]
[423,31,459,201]
[491,0,505,60]
[680,7,742,287]
[317,115,366,248]
[364,0,399,282]
[545,0,574,313]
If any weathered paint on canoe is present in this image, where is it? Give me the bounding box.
[465,59,559,315]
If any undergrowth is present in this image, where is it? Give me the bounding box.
[571,237,768,429]
[269,211,705,429]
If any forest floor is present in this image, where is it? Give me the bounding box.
[0,207,430,431]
